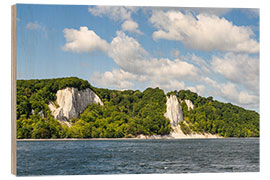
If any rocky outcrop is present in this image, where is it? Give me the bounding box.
[184,99,194,111]
[48,87,103,122]
[164,95,184,127]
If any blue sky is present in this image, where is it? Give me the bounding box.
[16,4,260,111]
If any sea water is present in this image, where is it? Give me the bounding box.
[17,138,259,176]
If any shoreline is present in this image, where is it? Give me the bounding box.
[16,136,259,142]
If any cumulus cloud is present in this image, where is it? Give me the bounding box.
[109,31,200,80]
[148,58,200,81]
[219,82,239,102]
[150,79,185,92]
[238,91,259,105]
[88,6,141,34]
[108,31,149,73]
[204,78,259,108]
[149,10,259,53]
[203,77,219,89]
[219,82,259,106]
[62,27,259,109]
[90,69,137,90]
[88,31,200,91]
[187,85,206,96]
[62,26,109,53]
[88,6,135,21]
[62,29,201,91]
[211,53,259,93]
[121,20,142,34]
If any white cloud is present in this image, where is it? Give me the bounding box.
[187,85,206,96]
[188,8,232,16]
[141,7,231,17]
[170,49,181,58]
[62,27,259,109]
[26,22,42,30]
[211,53,259,93]
[26,22,47,38]
[109,31,201,82]
[150,78,205,95]
[88,6,135,21]
[219,82,239,102]
[149,10,259,53]
[88,6,141,34]
[75,30,202,92]
[90,69,137,90]
[189,54,211,74]
[150,79,185,92]
[219,82,259,106]
[108,31,149,73]
[106,31,205,93]
[203,77,218,88]
[62,26,109,53]
[238,91,259,105]
[121,20,142,34]
[204,78,259,108]
[147,58,200,80]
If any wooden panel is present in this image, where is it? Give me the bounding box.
[11,4,17,176]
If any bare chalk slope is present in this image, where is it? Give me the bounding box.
[49,87,103,125]
[164,94,220,139]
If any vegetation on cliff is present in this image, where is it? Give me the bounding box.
[16,77,93,138]
[16,77,259,139]
[16,77,170,138]
[175,90,259,137]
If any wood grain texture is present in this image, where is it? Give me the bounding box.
[11,4,17,176]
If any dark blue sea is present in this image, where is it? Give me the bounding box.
[17,138,259,176]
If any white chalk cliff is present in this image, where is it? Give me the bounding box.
[48,87,103,122]
[163,95,220,139]
[184,99,194,111]
[164,95,184,127]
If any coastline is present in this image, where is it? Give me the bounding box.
[16,138,219,141]
[16,126,260,142]
[16,137,261,142]
[16,136,261,141]
[16,135,225,141]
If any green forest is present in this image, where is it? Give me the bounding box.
[16,77,259,139]
[174,90,259,137]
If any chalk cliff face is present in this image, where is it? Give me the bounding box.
[184,99,194,111]
[48,87,103,122]
[164,95,184,127]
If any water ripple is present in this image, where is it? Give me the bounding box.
[17,138,259,176]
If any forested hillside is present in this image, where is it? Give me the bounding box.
[16,77,170,138]
[16,77,93,138]
[16,77,259,139]
[173,90,259,137]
